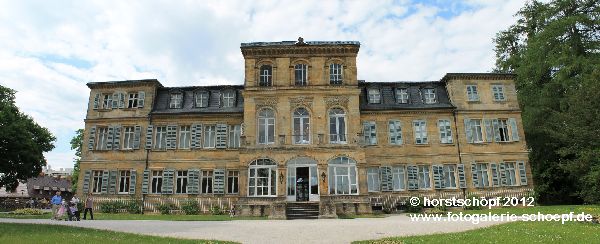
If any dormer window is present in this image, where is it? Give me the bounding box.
[195,91,209,108]
[169,92,183,109]
[294,64,308,86]
[492,85,506,101]
[329,63,343,85]
[221,90,236,108]
[367,88,381,104]
[259,65,272,87]
[396,88,409,104]
[423,88,436,104]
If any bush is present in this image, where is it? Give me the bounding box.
[157,203,177,215]
[181,200,199,215]
[12,208,44,215]
[126,200,142,214]
[99,201,126,213]
[405,197,424,213]
[210,205,224,215]
[464,193,482,210]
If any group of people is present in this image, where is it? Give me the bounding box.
[50,192,94,221]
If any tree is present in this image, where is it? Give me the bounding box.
[70,129,84,193]
[0,85,56,191]
[494,0,600,204]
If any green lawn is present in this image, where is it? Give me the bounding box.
[458,204,600,215]
[0,223,236,244]
[0,212,267,221]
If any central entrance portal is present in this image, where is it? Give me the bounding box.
[287,157,319,202]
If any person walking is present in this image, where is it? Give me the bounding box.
[50,192,62,220]
[83,193,94,220]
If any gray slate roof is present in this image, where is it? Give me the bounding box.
[359,81,455,110]
[151,85,244,115]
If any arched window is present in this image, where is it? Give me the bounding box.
[294,64,308,86]
[329,63,343,85]
[292,108,310,144]
[221,90,236,108]
[195,91,209,108]
[328,156,358,195]
[257,108,275,144]
[169,92,183,109]
[248,158,277,197]
[259,65,272,87]
[328,108,346,144]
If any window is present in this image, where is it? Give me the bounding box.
[392,166,406,191]
[477,163,490,187]
[176,171,188,194]
[103,94,112,109]
[204,125,216,148]
[442,165,457,188]
[423,88,436,104]
[496,119,510,142]
[469,119,484,143]
[122,126,135,150]
[248,159,277,196]
[466,85,479,101]
[328,157,358,195]
[367,167,380,192]
[257,109,275,144]
[396,88,409,103]
[92,170,104,193]
[221,90,236,108]
[294,64,308,86]
[418,165,431,189]
[292,108,310,144]
[179,126,191,149]
[195,91,209,108]
[363,121,377,145]
[259,65,272,87]
[329,108,346,143]
[367,88,381,104]
[128,93,139,108]
[329,63,343,84]
[438,119,453,144]
[492,85,505,101]
[413,120,428,144]
[96,127,109,150]
[227,171,239,194]
[201,170,213,194]
[505,162,517,186]
[154,126,167,149]
[151,170,163,194]
[169,93,183,109]
[388,120,403,145]
[228,125,241,148]
[118,170,130,193]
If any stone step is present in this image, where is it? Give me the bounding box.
[285,203,320,220]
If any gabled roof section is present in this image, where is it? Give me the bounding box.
[359,81,455,111]
[151,85,244,115]
[87,79,163,89]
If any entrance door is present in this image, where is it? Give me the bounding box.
[295,167,309,201]
[286,163,319,202]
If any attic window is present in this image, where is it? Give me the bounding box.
[396,88,409,104]
[221,90,236,108]
[170,92,183,109]
[423,88,436,104]
[195,91,209,108]
[367,88,381,104]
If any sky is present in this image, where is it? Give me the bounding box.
[0,0,525,169]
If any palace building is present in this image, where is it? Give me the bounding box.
[78,38,532,219]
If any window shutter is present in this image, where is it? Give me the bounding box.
[433,165,442,189]
[88,126,96,150]
[145,125,153,149]
[369,121,377,145]
[112,93,119,109]
[129,170,137,194]
[82,170,91,194]
[492,119,501,142]
[162,169,174,194]
[187,169,200,194]
[213,169,225,194]
[137,91,145,108]
[113,125,121,150]
[101,170,109,193]
[457,164,466,189]
[141,170,150,194]
[380,166,393,191]
[216,124,228,149]
[106,126,114,150]
[517,161,527,186]
[484,119,493,142]
[464,118,472,143]
[490,163,499,187]
[166,125,177,150]
[191,124,203,149]
[508,118,520,141]
[118,93,125,108]
[93,93,100,110]
[471,163,479,188]
[499,162,507,186]
[133,125,142,149]
[407,165,418,190]
[108,170,117,194]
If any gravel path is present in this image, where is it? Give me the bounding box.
[0,215,510,244]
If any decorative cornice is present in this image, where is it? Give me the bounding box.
[289,96,313,109]
[241,45,360,58]
[255,97,278,111]
[324,96,349,108]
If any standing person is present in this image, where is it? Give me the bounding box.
[83,193,94,220]
[50,192,62,220]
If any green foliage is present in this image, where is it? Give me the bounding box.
[99,201,127,214]
[405,197,424,213]
[11,208,44,215]
[70,129,84,193]
[494,0,600,204]
[126,200,142,214]
[210,205,224,215]
[157,203,177,215]
[181,200,200,215]
[0,85,56,191]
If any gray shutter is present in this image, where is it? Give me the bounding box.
[88,126,96,150]
[137,91,145,108]
[492,119,501,142]
[166,125,177,150]
[517,161,527,186]
[491,163,499,187]
[109,170,117,194]
[457,164,466,189]
[162,169,174,194]
[471,163,479,188]
[499,162,507,186]
[101,170,109,193]
[484,119,493,142]
[191,124,203,149]
[380,166,393,191]
[145,125,153,149]
[112,93,119,109]
[113,125,121,150]
[141,170,150,194]
[82,170,92,194]
[106,126,114,150]
[118,93,125,108]
[129,170,137,194]
[213,169,225,194]
[187,169,200,194]
[407,165,418,190]
[133,125,142,149]
[216,124,228,149]
[433,165,442,189]
[93,93,100,110]
[464,118,472,143]
[508,118,520,141]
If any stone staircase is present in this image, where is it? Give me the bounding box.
[286,202,320,220]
